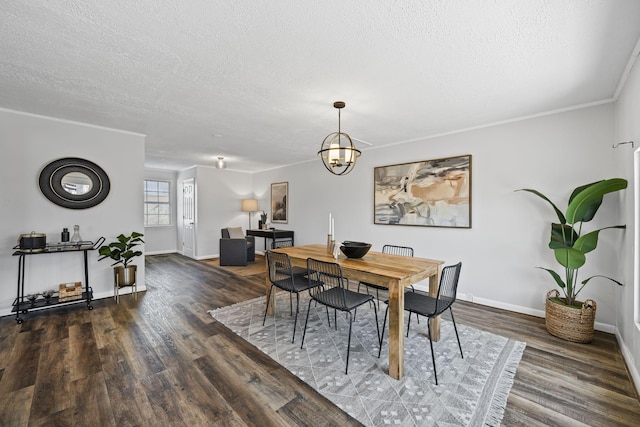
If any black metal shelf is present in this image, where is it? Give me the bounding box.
[12,290,94,314]
[12,237,103,324]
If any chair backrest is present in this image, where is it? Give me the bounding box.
[272,238,293,249]
[266,251,296,291]
[382,244,414,257]
[222,227,245,239]
[306,258,349,310]
[434,262,462,315]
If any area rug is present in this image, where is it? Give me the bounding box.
[209,292,525,426]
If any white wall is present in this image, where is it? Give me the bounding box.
[614,49,640,393]
[254,103,623,329]
[144,168,178,254]
[0,108,145,315]
[176,165,254,259]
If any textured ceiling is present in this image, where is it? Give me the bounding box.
[1,1,640,172]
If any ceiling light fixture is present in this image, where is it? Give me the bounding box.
[318,101,361,176]
[216,156,226,169]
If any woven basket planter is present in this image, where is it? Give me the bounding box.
[545,290,596,343]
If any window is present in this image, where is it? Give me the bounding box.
[144,180,171,226]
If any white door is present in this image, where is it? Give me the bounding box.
[182,179,195,258]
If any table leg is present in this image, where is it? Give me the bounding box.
[388,279,404,380]
[428,266,442,341]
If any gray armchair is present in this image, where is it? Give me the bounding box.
[220,227,255,266]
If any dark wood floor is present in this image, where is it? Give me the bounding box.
[0,253,638,426]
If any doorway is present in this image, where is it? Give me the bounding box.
[182,178,195,258]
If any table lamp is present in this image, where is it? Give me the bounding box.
[241,199,258,229]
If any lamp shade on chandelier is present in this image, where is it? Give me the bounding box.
[318,101,361,175]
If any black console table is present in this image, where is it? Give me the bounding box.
[11,237,104,324]
[246,229,294,249]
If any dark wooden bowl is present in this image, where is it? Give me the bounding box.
[340,241,372,258]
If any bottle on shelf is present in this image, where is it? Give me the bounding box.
[70,225,82,243]
[61,227,70,242]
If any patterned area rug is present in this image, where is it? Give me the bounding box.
[209,292,525,426]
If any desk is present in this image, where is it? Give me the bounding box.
[270,244,443,380]
[247,229,294,249]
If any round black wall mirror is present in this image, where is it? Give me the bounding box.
[39,157,111,209]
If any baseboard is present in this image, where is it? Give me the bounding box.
[145,250,178,256]
[194,254,218,260]
[615,329,640,397]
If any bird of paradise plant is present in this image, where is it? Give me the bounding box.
[517,178,627,306]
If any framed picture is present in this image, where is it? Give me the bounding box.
[271,182,288,223]
[374,155,472,228]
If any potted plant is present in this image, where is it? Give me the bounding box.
[260,211,268,229]
[98,232,144,287]
[517,178,627,342]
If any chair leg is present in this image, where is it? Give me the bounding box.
[290,293,293,316]
[450,307,463,358]
[373,301,380,356]
[375,288,380,311]
[361,283,375,310]
[300,299,314,349]
[334,309,337,330]
[406,311,412,337]
[263,285,275,326]
[408,286,419,324]
[378,305,389,358]
[291,293,300,343]
[427,320,438,385]
[345,312,353,374]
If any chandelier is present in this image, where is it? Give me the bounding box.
[318,101,361,175]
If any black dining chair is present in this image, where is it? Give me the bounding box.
[301,258,381,374]
[272,238,306,278]
[358,244,415,310]
[263,251,323,343]
[378,262,463,385]
[272,238,293,249]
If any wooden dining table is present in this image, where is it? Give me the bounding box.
[269,244,444,380]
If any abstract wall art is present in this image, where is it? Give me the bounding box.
[374,155,471,228]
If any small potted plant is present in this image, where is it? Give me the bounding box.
[98,232,144,287]
[517,178,627,342]
[260,211,268,229]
